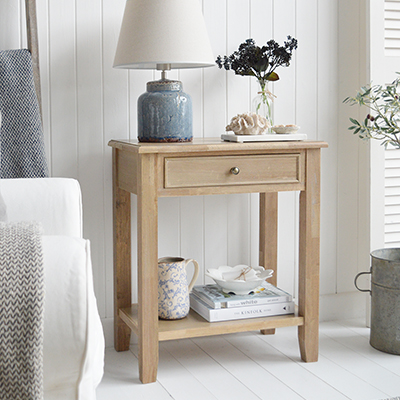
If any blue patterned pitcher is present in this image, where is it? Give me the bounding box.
[158,257,199,320]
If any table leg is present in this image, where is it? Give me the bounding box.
[298,149,320,362]
[112,148,132,352]
[137,154,159,383]
[259,192,278,335]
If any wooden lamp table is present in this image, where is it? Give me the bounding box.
[109,138,328,384]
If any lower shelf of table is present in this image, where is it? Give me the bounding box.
[119,304,304,341]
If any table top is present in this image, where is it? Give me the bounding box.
[109,137,328,154]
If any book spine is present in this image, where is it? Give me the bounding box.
[190,295,294,322]
[224,295,292,308]
[191,292,221,309]
[191,290,292,309]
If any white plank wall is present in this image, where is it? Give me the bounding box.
[337,0,370,295]
[0,0,371,341]
[318,0,340,296]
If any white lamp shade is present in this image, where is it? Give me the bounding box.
[113,0,215,69]
[114,0,215,69]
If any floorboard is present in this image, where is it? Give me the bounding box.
[192,334,304,400]
[162,339,260,400]
[96,319,400,400]
[96,348,172,400]
[226,331,349,400]
[131,344,219,400]
[258,324,389,399]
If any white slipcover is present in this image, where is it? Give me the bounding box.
[1,177,82,237]
[1,178,104,400]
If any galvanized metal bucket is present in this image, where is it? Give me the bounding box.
[355,248,400,355]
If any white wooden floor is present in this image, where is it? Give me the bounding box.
[96,319,400,400]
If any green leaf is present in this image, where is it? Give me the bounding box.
[266,72,280,81]
[349,118,360,125]
[254,57,269,73]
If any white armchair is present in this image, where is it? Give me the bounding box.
[1,177,104,400]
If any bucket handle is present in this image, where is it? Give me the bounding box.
[354,268,371,293]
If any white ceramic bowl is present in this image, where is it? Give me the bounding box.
[205,265,274,295]
[271,125,300,134]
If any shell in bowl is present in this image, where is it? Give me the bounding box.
[226,112,270,135]
[271,124,300,134]
[205,265,274,295]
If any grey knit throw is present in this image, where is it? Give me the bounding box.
[0,49,48,178]
[0,221,45,399]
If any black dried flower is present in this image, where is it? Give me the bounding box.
[216,36,298,90]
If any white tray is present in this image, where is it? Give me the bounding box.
[221,133,308,142]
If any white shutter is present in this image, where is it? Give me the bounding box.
[385,148,400,246]
[385,0,400,56]
[383,1,400,247]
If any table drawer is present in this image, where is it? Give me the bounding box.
[164,154,303,189]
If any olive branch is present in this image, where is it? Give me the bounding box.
[344,74,400,148]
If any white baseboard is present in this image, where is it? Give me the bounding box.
[319,291,368,322]
[101,291,369,348]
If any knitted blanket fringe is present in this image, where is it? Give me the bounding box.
[0,221,45,400]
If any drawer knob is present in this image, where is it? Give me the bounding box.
[230,167,240,175]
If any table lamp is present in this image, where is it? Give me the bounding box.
[114,0,215,142]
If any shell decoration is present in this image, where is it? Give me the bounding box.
[226,112,270,135]
[271,124,299,134]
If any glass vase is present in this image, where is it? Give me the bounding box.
[252,82,273,130]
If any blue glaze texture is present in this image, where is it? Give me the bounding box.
[138,79,192,142]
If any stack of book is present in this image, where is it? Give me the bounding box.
[190,281,294,322]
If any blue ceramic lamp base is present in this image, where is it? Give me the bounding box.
[138,79,193,142]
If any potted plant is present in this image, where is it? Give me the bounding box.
[216,36,298,126]
[345,75,400,356]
